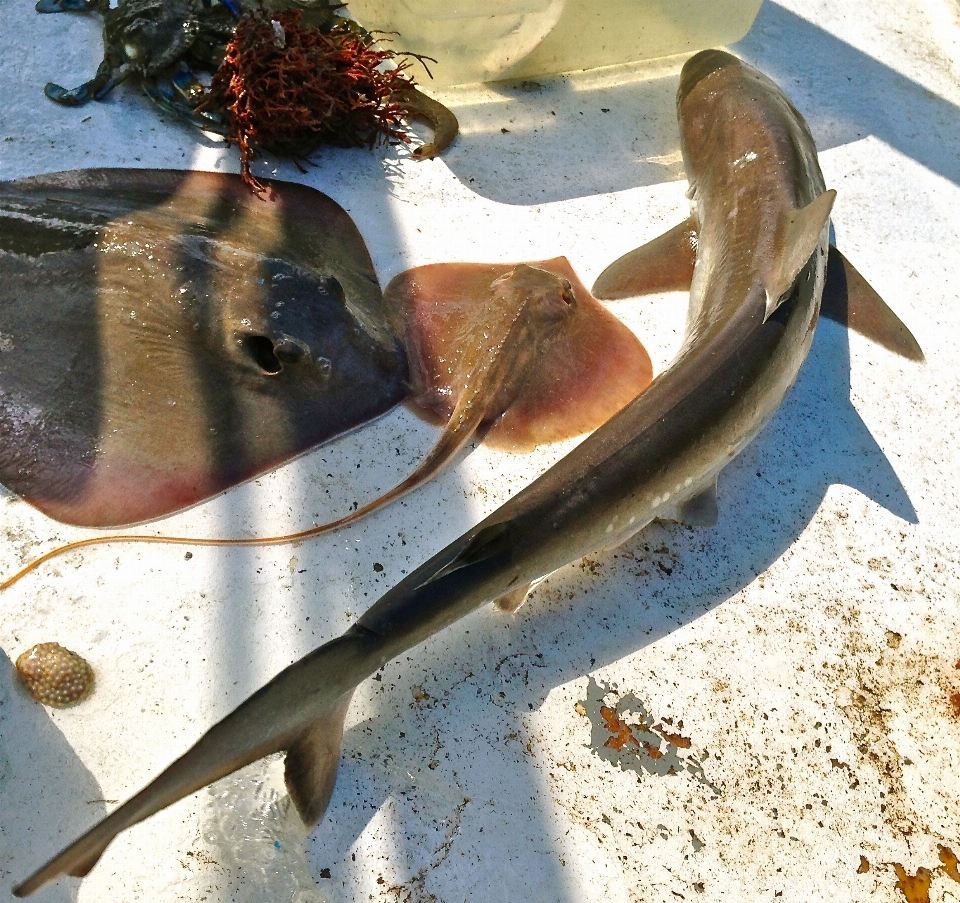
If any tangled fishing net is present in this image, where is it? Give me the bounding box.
[200,8,419,192]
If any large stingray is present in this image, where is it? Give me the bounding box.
[1,249,653,588]
[0,168,408,528]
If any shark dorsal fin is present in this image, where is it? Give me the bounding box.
[284,693,354,827]
[764,189,837,319]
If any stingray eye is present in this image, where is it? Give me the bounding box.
[542,278,576,320]
[274,338,305,364]
[315,356,333,379]
[243,335,282,375]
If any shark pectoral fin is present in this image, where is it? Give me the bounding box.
[678,479,719,527]
[284,691,354,827]
[764,189,837,319]
[821,246,925,362]
[592,216,698,300]
[494,582,533,613]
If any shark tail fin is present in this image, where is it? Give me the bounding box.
[821,245,924,361]
[764,189,837,318]
[284,692,355,826]
[592,216,699,299]
[11,829,111,897]
[13,631,381,897]
[11,792,147,896]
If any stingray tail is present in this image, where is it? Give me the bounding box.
[1,346,488,594]
[12,628,383,897]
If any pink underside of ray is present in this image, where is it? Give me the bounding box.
[24,460,220,529]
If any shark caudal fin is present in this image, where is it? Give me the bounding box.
[13,631,380,897]
[11,830,109,897]
[820,246,924,362]
[592,217,698,300]
[764,189,837,318]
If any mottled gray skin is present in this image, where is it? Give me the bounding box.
[13,51,834,895]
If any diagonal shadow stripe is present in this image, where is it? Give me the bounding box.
[736,3,960,187]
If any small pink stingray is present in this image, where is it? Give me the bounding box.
[389,256,654,453]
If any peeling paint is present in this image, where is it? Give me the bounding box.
[576,676,718,794]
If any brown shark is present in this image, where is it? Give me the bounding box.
[12,49,922,896]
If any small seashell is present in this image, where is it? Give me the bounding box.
[15,642,95,707]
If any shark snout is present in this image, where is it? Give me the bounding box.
[677,49,740,107]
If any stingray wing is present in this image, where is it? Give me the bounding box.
[0,169,407,527]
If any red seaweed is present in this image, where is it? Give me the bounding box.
[200,9,416,191]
